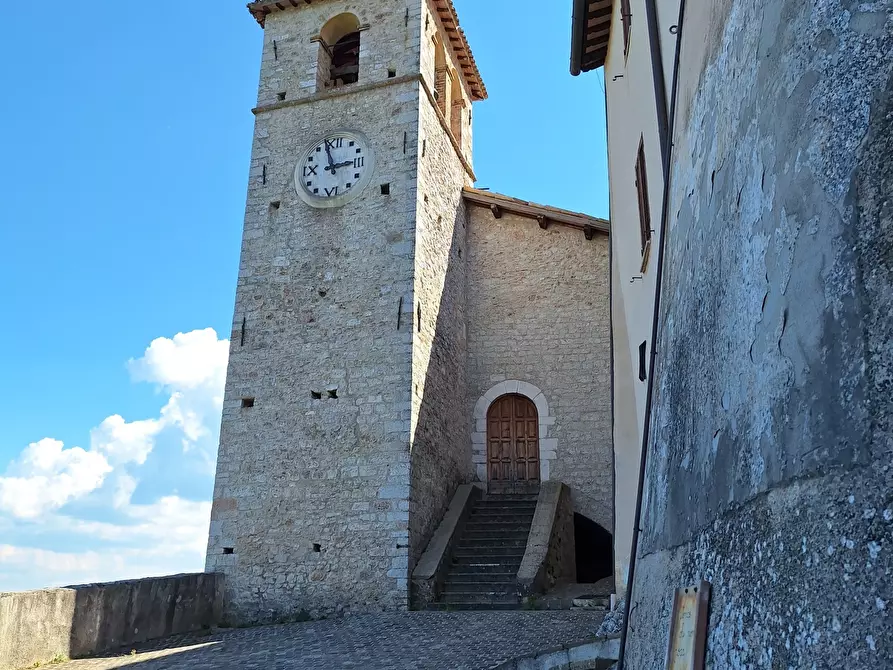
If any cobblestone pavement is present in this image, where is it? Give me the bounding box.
[63,611,605,669]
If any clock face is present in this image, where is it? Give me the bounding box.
[294,130,375,209]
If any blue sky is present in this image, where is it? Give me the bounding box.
[0,1,606,591]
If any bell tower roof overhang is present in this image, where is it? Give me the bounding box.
[246,0,488,101]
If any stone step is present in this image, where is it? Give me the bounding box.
[441,591,522,605]
[477,502,537,508]
[465,516,534,526]
[457,533,527,550]
[466,510,533,526]
[450,559,523,572]
[462,529,531,540]
[426,602,523,611]
[454,548,526,558]
[443,578,518,591]
[443,571,518,582]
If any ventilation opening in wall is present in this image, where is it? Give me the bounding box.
[311,390,323,400]
[417,303,422,333]
[277,91,286,101]
[574,513,613,583]
[313,543,322,553]
[381,183,391,195]
[327,389,338,399]
[388,68,397,78]
[241,398,255,408]
[223,547,235,555]
[270,201,281,212]
[638,341,648,382]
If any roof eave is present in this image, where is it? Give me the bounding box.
[570,0,614,75]
[462,187,610,236]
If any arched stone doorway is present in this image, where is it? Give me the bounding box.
[486,394,541,494]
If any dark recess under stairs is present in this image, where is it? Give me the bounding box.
[429,494,538,610]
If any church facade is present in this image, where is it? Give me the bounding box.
[206,0,612,621]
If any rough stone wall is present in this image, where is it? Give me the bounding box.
[626,0,893,666]
[465,211,613,531]
[255,1,422,108]
[420,0,475,166]
[408,90,474,569]
[0,574,223,670]
[206,1,426,621]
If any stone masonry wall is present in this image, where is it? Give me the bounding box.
[408,84,474,571]
[465,211,613,532]
[206,0,426,622]
[255,1,422,108]
[0,574,222,670]
[625,0,893,666]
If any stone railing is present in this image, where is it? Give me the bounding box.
[517,481,576,595]
[0,573,224,670]
[411,484,481,609]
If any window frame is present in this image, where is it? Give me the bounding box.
[620,0,632,57]
[634,136,652,270]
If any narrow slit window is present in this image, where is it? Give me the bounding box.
[241,397,255,408]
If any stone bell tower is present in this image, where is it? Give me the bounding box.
[205,0,486,622]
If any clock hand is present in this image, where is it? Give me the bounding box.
[334,160,354,169]
[324,143,337,172]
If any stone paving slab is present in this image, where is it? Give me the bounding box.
[62,611,605,670]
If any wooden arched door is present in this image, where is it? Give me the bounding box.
[487,394,541,494]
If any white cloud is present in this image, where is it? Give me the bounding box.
[112,473,138,509]
[0,495,213,591]
[0,328,228,590]
[91,415,162,466]
[0,439,112,520]
[129,328,229,391]
[65,496,212,555]
[130,328,228,455]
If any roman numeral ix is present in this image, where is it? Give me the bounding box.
[304,165,318,177]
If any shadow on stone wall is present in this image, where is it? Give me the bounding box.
[408,204,471,573]
[0,573,223,670]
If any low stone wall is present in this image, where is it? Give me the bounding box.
[0,573,224,670]
[411,484,481,608]
[518,482,576,596]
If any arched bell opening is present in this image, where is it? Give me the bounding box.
[318,13,361,90]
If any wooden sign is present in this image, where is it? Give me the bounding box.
[665,581,711,670]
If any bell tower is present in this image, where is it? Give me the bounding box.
[206,0,486,622]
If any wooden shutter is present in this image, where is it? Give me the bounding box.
[635,138,652,254]
[620,0,632,55]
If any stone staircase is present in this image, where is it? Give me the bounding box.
[431,493,537,610]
